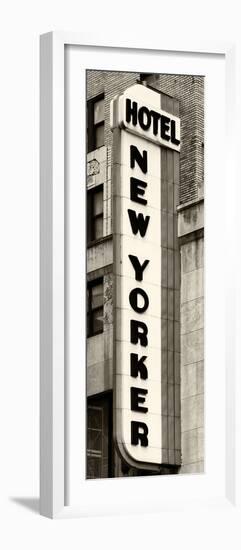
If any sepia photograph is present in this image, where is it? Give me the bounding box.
[86,70,204,479]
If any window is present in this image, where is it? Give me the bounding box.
[87,94,105,152]
[87,278,103,337]
[87,184,103,244]
[87,394,112,479]
[87,405,103,478]
[139,73,153,81]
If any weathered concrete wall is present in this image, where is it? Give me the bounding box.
[87,239,113,274]
[87,272,113,396]
[87,145,113,397]
[178,199,204,473]
[87,146,112,237]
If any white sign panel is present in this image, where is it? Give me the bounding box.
[111,83,180,469]
[112,84,180,152]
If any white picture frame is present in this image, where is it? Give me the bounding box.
[40,32,240,519]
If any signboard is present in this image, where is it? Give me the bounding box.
[111,83,180,469]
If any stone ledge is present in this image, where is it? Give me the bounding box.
[87,233,112,250]
[87,236,113,273]
[177,198,204,239]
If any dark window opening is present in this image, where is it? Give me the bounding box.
[87,393,113,479]
[87,184,103,244]
[87,278,104,337]
[139,73,153,81]
[87,94,105,152]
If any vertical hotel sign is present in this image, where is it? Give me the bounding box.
[111,84,180,469]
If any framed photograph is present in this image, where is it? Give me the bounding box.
[40,33,238,518]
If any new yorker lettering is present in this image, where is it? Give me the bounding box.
[128,143,150,448]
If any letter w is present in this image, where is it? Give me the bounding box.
[128,209,150,237]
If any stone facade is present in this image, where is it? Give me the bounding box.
[178,200,204,473]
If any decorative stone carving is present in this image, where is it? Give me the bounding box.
[87,159,100,176]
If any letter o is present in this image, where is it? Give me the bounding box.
[129,287,149,313]
[138,106,151,131]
